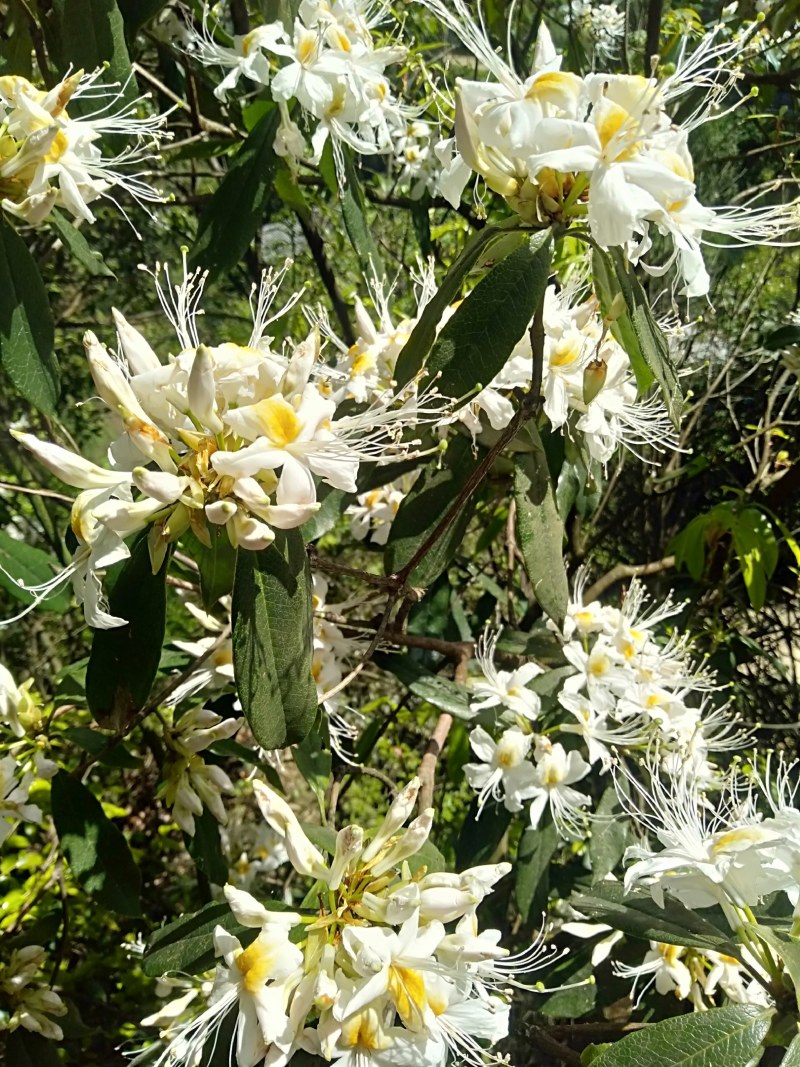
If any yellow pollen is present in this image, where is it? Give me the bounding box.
[255,395,302,446]
[388,966,427,1028]
[235,940,274,994]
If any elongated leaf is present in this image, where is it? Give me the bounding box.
[782,1033,800,1065]
[301,486,352,543]
[190,106,281,280]
[0,224,58,415]
[183,527,237,611]
[589,786,628,883]
[516,822,558,925]
[50,210,114,277]
[294,719,332,805]
[513,425,569,627]
[0,529,69,613]
[589,1005,772,1067]
[593,247,681,426]
[385,434,481,587]
[340,149,383,277]
[394,221,525,388]
[187,807,228,886]
[745,924,800,1008]
[86,535,170,731]
[143,900,292,977]
[62,727,139,769]
[51,771,141,916]
[456,800,511,867]
[426,231,552,403]
[373,652,472,719]
[45,0,134,104]
[233,529,317,749]
[572,883,738,955]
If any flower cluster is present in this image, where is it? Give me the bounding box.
[148,777,549,1067]
[0,69,169,226]
[420,1,798,296]
[9,260,441,629]
[0,946,67,1042]
[461,574,740,839]
[189,0,408,182]
[160,706,242,837]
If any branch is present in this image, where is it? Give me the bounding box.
[295,212,356,346]
[417,651,469,811]
[583,556,676,603]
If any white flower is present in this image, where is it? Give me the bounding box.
[527,741,591,839]
[0,754,43,846]
[0,664,37,738]
[162,708,242,836]
[470,629,543,722]
[464,726,538,815]
[0,946,67,1042]
[0,68,170,227]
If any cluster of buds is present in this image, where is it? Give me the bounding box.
[0,69,168,226]
[149,777,552,1067]
[0,946,66,1042]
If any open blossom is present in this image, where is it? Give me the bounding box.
[0,663,37,738]
[187,1,409,182]
[0,69,169,226]
[0,754,43,847]
[147,776,554,1067]
[161,707,242,836]
[347,473,417,546]
[8,259,445,629]
[420,0,798,296]
[0,945,67,1041]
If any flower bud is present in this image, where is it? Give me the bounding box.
[112,309,161,374]
[12,430,132,491]
[327,825,364,891]
[188,345,224,434]
[362,777,421,862]
[253,780,329,880]
[370,808,434,877]
[132,467,187,504]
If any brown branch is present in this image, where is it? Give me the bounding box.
[583,556,676,603]
[417,652,469,811]
[295,212,356,346]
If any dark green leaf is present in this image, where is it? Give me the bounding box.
[516,822,558,925]
[293,719,332,802]
[589,786,629,883]
[62,727,139,769]
[199,1006,237,1066]
[44,0,134,105]
[339,149,383,277]
[51,771,141,916]
[765,324,800,351]
[183,527,238,611]
[0,2,33,78]
[394,220,525,388]
[232,529,317,749]
[373,652,472,718]
[744,924,800,1008]
[425,231,551,403]
[187,807,228,886]
[301,485,352,542]
[589,1005,772,1067]
[0,529,69,613]
[385,434,482,587]
[190,106,281,280]
[781,1032,800,1065]
[4,1031,62,1067]
[456,800,511,867]
[50,210,114,277]
[0,223,58,415]
[86,535,170,731]
[143,901,263,977]
[117,0,169,33]
[513,425,569,626]
[572,883,739,955]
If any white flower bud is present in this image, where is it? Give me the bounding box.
[327,825,364,890]
[188,345,224,434]
[370,808,434,876]
[132,467,188,504]
[205,500,238,525]
[12,430,133,491]
[253,779,329,880]
[112,309,161,374]
[362,777,421,862]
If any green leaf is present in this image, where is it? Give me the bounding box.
[301,485,352,543]
[593,247,681,426]
[0,2,33,78]
[589,1005,772,1067]
[426,231,552,403]
[86,535,170,731]
[745,924,800,1009]
[385,434,481,587]
[44,0,134,105]
[456,801,511,867]
[513,425,569,627]
[589,786,629,883]
[731,508,778,611]
[0,529,69,613]
[394,220,526,388]
[62,727,139,769]
[4,1031,62,1067]
[232,529,317,749]
[187,807,228,886]
[409,838,446,875]
[183,527,238,611]
[516,822,558,925]
[0,223,58,415]
[51,771,141,916]
[572,883,739,955]
[190,106,281,280]
[339,149,383,277]
[50,210,114,277]
[117,0,169,33]
[294,719,332,804]
[781,1032,800,1065]
[372,652,472,719]
[143,900,277,977]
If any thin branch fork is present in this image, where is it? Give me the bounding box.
[583,555,676,603]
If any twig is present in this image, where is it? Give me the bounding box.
[295,212,356,346]
[583,556,676,602]
[317,595,398,704]
[132,63,237,138]
[0,481,73,503]
[417,652,469,811]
